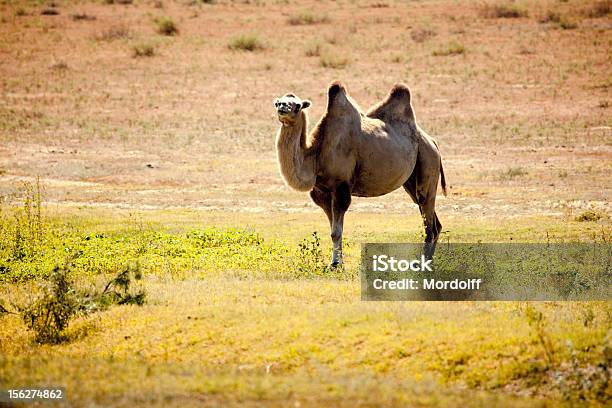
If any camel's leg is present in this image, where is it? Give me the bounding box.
[309,187,332,227]
[418,180,442,260]
[402,171,420,207]
[404,148,443,260]
[330,183,351,268]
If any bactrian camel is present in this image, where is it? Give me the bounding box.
[274,81,446,267]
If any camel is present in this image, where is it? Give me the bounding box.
[274,81,446,267]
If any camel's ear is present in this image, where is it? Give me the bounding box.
[301,100,311,109]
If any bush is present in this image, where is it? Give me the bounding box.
[410,27,435,43]
[575,210,604,222]
[540,10,561,23]
[94,25,131,41]
[304,40,323,57]
[585,0,611,18]
[320,48,350,69]
[228,33,265,51]
[293,232,329,276]
[481,3,528,18]
[132,42,155,57]
[498,166,527,180]
[432,41,465,56]
[288,11,329,25]
[559,16,578,29]
[22,264,80,344]
[155,16,178,36]
[18,261,145,344]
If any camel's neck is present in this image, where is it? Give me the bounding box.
[275,111,317,192]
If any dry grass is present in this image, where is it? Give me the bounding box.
[584,0,611,17]
[154,16,178,36]
[132,42,155,57]
[410,27,436,43]
[319,48,350,68]
[0,2,610,401]
[93,24,131,41]
[432,41,465,56]
[481,2,529,18]
[288,11,329,25]
[228,33,265,51]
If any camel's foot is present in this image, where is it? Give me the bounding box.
[329,260,342,269]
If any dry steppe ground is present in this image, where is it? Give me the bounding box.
[0,0,611,407]
[0,0,609,218]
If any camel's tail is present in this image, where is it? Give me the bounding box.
[431,137,447,196]
[440,159,447,196]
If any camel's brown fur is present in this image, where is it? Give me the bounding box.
[274,81,446,265]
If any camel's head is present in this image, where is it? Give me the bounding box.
[274,94,311,125]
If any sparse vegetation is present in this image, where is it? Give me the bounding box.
[41,8,59,16]
[320,48,350,68]
[155,16,178,36]
[15,261,145,344]
[228,33,265,51]
[71,12,96,21]
[0,0,610,405]
[575,210,605,222]
[94,25,131,41]
[410,27,435,43]
[539,10,561,24]
[481,2,529,18]
[304,39,323,57]
[288,11,329,25]
[50,60,68,70]
[432,41,465,56]
[499,166,528,180]
[585,0,611,17]
[558,16,578,29]
[132,42,155,57]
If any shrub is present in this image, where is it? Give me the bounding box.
[320,48,350,69]
[293,232,329,276]
[41,8,59,16]
[585,0,611,18]
[94,25,131,41]
[410,27,435,43]
[155,16,178,36]
[15,7,27,16]
[132,42,155,57]
[18,261,145,344]
[305,39,323,57]
[558,16,578,29]
[498,166,527,180]
[22,264,80,344]
[575,210,604,222]
[228,33,265,51]
[481,3,528,18]
[539,10,561,23]
[288,11,329,25]
[71,12,96,21]
[432,41,465,56]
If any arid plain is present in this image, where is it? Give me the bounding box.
[0,0,611,406]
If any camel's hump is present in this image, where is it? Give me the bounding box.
[328,81,346,99]
[389,83,411,102]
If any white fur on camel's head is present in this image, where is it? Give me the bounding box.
[274,93,311,125]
